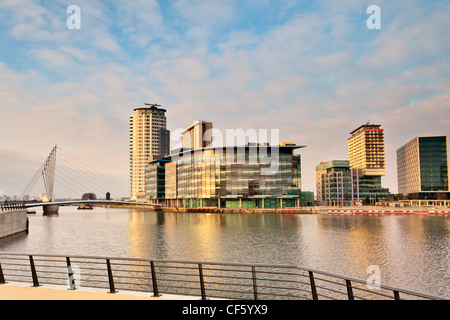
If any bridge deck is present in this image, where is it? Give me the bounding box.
[24,200,160,208]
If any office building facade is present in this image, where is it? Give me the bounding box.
[316,160,389,206]
[130,104,170,200]
[397,136,449,194]
[145,144,305,208]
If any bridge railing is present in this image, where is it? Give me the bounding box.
[0,202,26,212]
[0,252,445,300]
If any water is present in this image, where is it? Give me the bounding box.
[0,206,449,298]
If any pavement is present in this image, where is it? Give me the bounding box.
[0,282,185,300]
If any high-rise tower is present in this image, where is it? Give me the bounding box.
[348,123,385,176]
[130,104,170,200]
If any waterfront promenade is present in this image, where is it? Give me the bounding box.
[0,282,175,300]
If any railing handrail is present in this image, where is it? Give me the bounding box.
[0,252,446,300]
[0,201,26,211]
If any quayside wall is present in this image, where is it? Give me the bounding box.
[0,210,28,239]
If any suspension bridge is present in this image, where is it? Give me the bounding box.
[7,146,158,214]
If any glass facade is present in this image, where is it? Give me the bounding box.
[419,137,448,192]
[397,136,448,193]
[146,145,305,208]
[165,162,177,199]
[145,160,168,200]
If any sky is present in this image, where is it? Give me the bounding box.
[0,0,449,198]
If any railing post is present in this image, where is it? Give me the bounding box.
[345,280,354,300]
[394,290,400,300]
[66,257,76,290]
[198,264,207,300]
[308,271,319,300]
[0,262,6,284]
[106,259,116,294]
[29,256,40,287]
[251,266,258,300]
[150,261,160,297]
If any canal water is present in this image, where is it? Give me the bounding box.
[0,206,448,298]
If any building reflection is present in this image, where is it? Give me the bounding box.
[124,209,449,297]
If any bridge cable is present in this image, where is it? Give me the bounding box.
[19,162,45,199]
[53,160,110,196]
[58,149,127,196]
[50,160,115,199]
[58,147,127,191]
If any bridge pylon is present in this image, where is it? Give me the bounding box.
[42,146,58,215]
[42,145,57,203]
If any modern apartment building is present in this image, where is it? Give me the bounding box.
[130,104,170,200]
[397,136,449,194]
[348,123,385,176]
[145,144,305,208]
[180,120,213,150]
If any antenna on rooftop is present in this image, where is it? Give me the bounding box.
[144,103,161,108]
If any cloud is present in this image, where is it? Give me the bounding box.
[172,0,236,30]
[0,1,449,197]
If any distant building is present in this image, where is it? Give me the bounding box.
[130,104,170,200]
[397,136,449,198]
[181,120,213,150]
[315,160,389,206]
[299,191,314,207]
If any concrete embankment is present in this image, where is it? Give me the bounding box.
[97,204,319,214]
[158,207,320,214]
[325,208,450,216]
[0,209,28,239]
[96,204,450,216]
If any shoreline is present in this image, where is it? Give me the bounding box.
[93,204,450,216]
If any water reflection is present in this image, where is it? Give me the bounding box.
[0,207,448,298]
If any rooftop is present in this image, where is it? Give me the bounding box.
[134,104,167,113]
[147,144,306,164]
[349,123,381,135]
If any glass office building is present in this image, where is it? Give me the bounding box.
[397,136,449,194]
[145,159,169,200]
[146,144,305,208]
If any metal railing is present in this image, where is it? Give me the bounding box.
[0,202,26,212]
[0,252,446,300]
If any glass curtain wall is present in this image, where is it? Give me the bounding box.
[419,137,448,191]
[174,147,302,208]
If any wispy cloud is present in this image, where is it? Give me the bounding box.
[0,0,449,196]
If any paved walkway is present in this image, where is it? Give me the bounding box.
[0,282,175,300]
